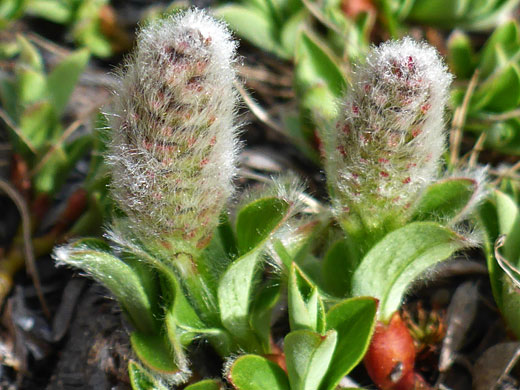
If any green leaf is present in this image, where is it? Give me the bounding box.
[288,262,325,332]
[185,379,224,390]
[54,238,156,333]
[250,277,282,352]
[322,238,361,297]
[26,0,72,23]
[128,360,168,390]
[47,48,90,115]
[214,5,287,59]
[164,271,231,355]
[16,35,43,71]
[407,0,468,27]
[319,297,378,390]
[34,134,93,194]
[236,197,290,254]
[280,9,306,57]
[0,0,26,27]
[73,0,113,58]
[295,32,346,120]
[479,20,520,79]
[218,248,265,352]
[412,177,479,223]
[229,354,290,390]
[16,67,47,105]
[217,213,239,259]
[447,31,475,79]
[285,329,337,390]
[351,222,470,320]
[19,101,59,149]
[130,332,179,375]
[481,190,520,339]
[472,64,520,113]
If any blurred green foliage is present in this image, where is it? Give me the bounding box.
[0,0,116,57]
[449,20,520,155]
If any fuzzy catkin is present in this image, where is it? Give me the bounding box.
[108,9,239,250]
[326,38,452,229]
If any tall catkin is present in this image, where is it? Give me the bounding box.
[326,38,452,233]
[108,9,239,252]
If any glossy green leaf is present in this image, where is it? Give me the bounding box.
[495,190,520,261]
[217,213,239,259]
[481,190,520,338]
[16,68,46,104]
[322,238,361,297]
[473,64,520,112]
[128,360,168,390]
[351,222,470,320]
[295,32,346,120]
[34,134,92,194]
[0,0,26,27]
[236,197,290,254]
[280,9,306,57]
[285,329,337,390]
[218,248,264,351]
[229,354,290,390]
[185,379,224,390]
[130,332,179,374]
[412,177,478,223]
[47,48,90,115]
[447,31,475,79]
[288,262,325,332]
[19,101,59,149]
[73,0,112,58]
[214,5,287,59]
[26,0,72,23]
[479,20,520,78]
[164,271,231,354]
[407,0,469,27]
[16,35,43,71]
[54,238,155,333]
[250,277,282,351]
[319,297,378,390]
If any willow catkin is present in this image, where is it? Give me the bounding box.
[326,38,453,230]
[107,9,239,251]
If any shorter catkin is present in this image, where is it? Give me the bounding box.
[326,38,452,229]
[108,9,239,251]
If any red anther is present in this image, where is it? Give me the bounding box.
[411,128,421,138]
[200,158,209,167]
[187,75,204,92]
[209,136,217,145]
[420,103,431,114]
[187,137,196,147]
[342,124,351,134]
[391,59,402,78]
[160,126,175,138]
[352,104,359,114]
[407,56,415,72]
[406,162,417,169]
[365,84,371,93]
[378,158,389,164]
[380,171,389,178]
[402,177,411,184]
[337,145,347,156]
